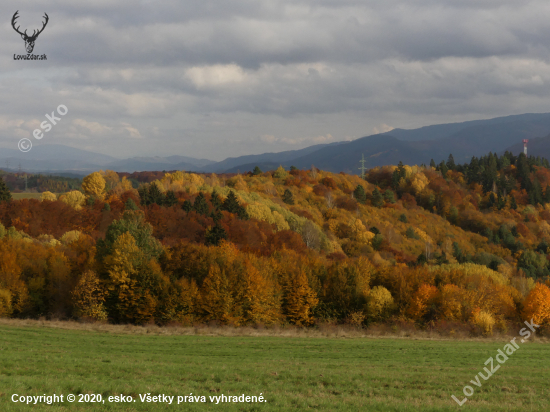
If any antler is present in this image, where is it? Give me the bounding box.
[32,13,49,38]
[11,11,26,36]
[12,12,49,39]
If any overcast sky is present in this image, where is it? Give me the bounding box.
[3,0,550,161]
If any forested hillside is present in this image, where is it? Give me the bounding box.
[0,151,549,335]
[1,171,82,193]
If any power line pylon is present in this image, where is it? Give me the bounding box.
[358,153,367,179]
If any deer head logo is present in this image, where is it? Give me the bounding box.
[11,11,49,54]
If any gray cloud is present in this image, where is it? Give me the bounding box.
[2,0,550,160]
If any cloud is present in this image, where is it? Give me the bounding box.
[3,0,550,160]
[258,133,338,145]
[372,124,395,134]
[260,134,277,143]
[66,119,142,140]
[185,64,247,89]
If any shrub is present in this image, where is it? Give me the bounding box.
[371,234,383,250]
[61,230,81,245]
[0,289,12,317]
[273,166,288,179]
[522,283,550,327]
[367,286,394,320]
[405,227,419,239]
[471,309,495,336]
[40,191,57,201]
[59,191,86,210]
[71,271,107,321]
[406,284,438,321]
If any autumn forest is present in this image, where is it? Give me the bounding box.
[0,151,549,336]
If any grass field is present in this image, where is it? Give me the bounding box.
[10,193,44,200]
[0,322,548,411]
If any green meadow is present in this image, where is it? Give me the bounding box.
[0,324,548,411]
[10,193,44,200]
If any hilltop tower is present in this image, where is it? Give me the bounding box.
[523,139,528,156]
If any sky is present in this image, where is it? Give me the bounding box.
[3,0,550,161]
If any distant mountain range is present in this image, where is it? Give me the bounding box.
[3,113,550,175]
[0,144,216,175]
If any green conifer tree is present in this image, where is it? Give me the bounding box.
[353,185,367,204]
[182,200,193,213]
[446,154,456,171]
[372,234,383,250]
[383,189,395,204]
[193,192,209,215]
[0,178,12,203]
[516,153,531,190]
[532,177,543,205]
[164,190,178,207]
[222,190,241,214]
[125,198,139,211]
[282,189,295,205]
[210,190,222,209]
[137,186,151,206]
[147,183,165,206]
[439,161,448,177]
[222,190,249,220]
[205,222,227,246]
[371,188,384,208]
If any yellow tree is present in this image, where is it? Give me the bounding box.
[321,257,373,319]
[103,232,142,289]
[406,284,438,321]
[198,263,235,324]
[367,286,394,320]
[59,190,86,210]
[40,191,57,201]
[522,283,550,327]
[116,260,161,325]
[71,270,107,320]
[239,259,281,325]
[438,284,469,321]
[0,288,11,317]
[471,308,496,336]
[174,277,199,324]
[102,170,120,191]
[171,171,185,183]
[110,176,134,196]
[0,241,29,315]
[102,232,162,324]
[283,268,318,326]
[273,166,288,179]
[82,171,106,198]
